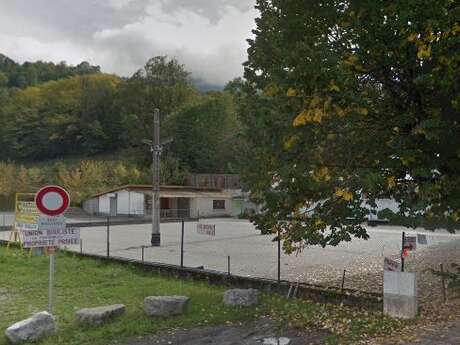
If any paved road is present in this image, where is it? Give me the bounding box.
[2,219,459,290]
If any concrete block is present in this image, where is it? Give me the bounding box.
[75,304,125,326]
[223,289,259,307]
[144,296,189,317]
[383,271,417,319]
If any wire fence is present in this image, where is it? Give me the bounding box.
[58,220,460,302]
[3,218,460,303]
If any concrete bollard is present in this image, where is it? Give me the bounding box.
[383,271,417,319]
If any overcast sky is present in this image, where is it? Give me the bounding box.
[0,0,257,85]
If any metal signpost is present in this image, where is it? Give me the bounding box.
[22,185,76,314]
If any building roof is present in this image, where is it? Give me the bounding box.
[90,184,225,199]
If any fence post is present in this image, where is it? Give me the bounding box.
[106,216,110,258]
[227,256,231,276]
[180,220,185,268]
[341,269,346,293]
[277,229,281,284]
[401,232,405,272]
[440,263,447,303]
[80,239,83,254]
[142,246,145,263]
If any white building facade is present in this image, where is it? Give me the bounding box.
[83,185,246,219]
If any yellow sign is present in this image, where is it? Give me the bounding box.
[8,193,38,248]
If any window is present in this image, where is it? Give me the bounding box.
[213,200,225,210]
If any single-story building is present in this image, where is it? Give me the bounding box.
[82,185,247,219]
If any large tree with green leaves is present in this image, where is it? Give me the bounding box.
[118,56,198,145]
[165,92,242,173]
[1,74,122,160]
[240,0,460,252]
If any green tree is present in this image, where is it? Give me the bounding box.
[57,161,107,205]
[241,0,460,252]
[160,154,189,185]
[166,92,241,173]
[2,74,122,160]
[0,71,8,87]
[118,56,198,144]
[0,163,17,197]
[0,54,100,89]
[16,166,45,193]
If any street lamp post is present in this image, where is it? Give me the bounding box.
[151,108,161,246]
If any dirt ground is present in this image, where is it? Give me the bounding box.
[402,321,460,345]
[113,318,331,345]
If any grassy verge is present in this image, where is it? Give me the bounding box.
[0,246,403,345]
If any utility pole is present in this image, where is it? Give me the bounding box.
[151,108,161,246]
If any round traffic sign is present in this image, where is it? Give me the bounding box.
[35,185,70,216]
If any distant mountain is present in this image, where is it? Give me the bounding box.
[0,54,100,89]
[191,78,224,92]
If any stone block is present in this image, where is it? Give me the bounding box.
[5,311,55,344]
[144,296,189,317]
[75,304,126,326]
[223,289,259,307]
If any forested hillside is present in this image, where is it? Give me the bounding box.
[0,54,100,89]
[0,55,243,205]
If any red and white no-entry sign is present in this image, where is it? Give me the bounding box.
[35,185,70,216]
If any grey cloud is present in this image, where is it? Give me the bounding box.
[159,0,253,23]
[0,0,149,43]
[0,0,257,85]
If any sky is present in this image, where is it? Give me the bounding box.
[0,0,258,85]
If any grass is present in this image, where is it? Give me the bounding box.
[0,246,403,345]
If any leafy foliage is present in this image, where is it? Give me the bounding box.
[165,92,242,173]
[240,0,460,251]
[117,56,199,143]
[0,54,100,89]
[0,54,242,189]
[0,160,150,205]
[1,74,123,160]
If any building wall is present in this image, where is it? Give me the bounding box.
[195,197,233,218]
[367,199,400,221]
[189,198,198,218]
[85,189,241,218]
[231,199,244,217]
[82,198,99,214]
[99,195,111,214]
[117,190,144,216]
